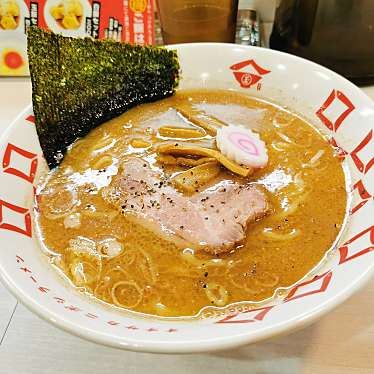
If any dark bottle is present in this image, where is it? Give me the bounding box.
[270,0,374,85]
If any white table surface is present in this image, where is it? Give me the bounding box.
[0,78,373,374]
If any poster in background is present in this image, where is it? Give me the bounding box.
[0,0,155,76]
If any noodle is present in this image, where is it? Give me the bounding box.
[271,141,291,152]
[70,138,86,154]
[153,302,171,315]
[228,277,259,295]
[104,266,131,280]
[63,212,81,229]
[82,209,119,220]
[134,248,158,284]
[262,227,300,240]
[107,248,137,267]
[94,279,112,302]
[91,136,115,152]
[205,283,229,306]
[254,272,280,288]
[293,172,305,193]
[181,251,227,268]
[272,115,296,128]
[111,281,143,308]
[40,184,78,220]
[90,154,114,170]
[274,191,311,219]
[69,259,101,286]
[302,150,328,171]
[276,131,302,147]
[309,150,325,166]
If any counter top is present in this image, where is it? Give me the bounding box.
[0,78,373,374]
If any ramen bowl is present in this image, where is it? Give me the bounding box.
[0,44,373,353]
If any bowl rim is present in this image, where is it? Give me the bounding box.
[0,42,373,353]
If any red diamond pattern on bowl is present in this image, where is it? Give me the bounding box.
[25,115,35,124]
[339,225,374,264]
[350,130,374,174]
[230,59,271,89]
[351,180,372,215]
[328,137,348,161]
[2,143,38,184]
[0,199,32,237]
[215,305,274,324]
[147,328,158,332]
[85,313,99,319]
[316,89,355,132]
[285,271,332,302]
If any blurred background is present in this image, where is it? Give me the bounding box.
[1,0,373,84]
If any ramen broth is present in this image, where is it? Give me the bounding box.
[35,90,347,317]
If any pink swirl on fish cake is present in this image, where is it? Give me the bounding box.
[228,132,259,156]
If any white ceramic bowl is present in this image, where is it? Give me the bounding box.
[0,44,373,353]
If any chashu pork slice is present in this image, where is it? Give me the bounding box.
[103,158,268,254]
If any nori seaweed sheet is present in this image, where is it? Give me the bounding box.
[27,27,180,168]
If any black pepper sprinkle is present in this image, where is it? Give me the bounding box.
[205,217,208,220]
[180,225,184,229]
[210,204,214,208]
[143,164,147,167]
[203,284,207,288]
[204,272,208,277]
[130,204,134,208]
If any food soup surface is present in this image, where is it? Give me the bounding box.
[35,90,347,317]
